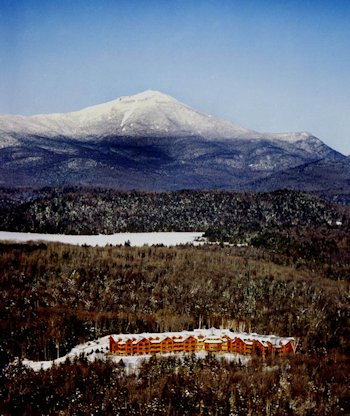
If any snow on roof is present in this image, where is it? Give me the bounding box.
[110,328,294,348]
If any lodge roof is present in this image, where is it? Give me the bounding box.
[110,328,295,349]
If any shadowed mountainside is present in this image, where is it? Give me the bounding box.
[0,91,348,192]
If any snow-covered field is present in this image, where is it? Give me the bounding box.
[21,335,249,373]
[0,231,205,247]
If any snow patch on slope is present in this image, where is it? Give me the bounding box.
[21,335,250,373]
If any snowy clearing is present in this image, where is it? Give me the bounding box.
[0,231,205,247]
[21,335,250,373]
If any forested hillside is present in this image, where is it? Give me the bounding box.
[1,242,349,414]
[2,354,348,415]
[1,187,349,279]
[1,187,350,414]
[0,187,348,237]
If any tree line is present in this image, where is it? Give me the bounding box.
[0,187,348,237]
[1,352,348,415]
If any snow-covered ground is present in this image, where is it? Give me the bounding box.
[22,336,111,372]
[21,335,250,373]
[0,231,205,247]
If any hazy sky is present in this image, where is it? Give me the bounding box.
[1,0,349,154]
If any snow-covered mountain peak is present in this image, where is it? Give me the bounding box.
[120,90,175,102]
[73,90,179,120]
[0,91,344,190]
[0,90,255,140]
[0,91,322,145]
[79,90,176,115]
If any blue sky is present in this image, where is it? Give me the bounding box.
[0,0,349,154]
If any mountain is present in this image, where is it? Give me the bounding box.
[0,90,347,191]
[247,159,350,192]
[0,90,254,141]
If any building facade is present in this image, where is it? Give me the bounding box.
[109,328,296,357]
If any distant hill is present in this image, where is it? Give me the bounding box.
[0,187,348,237]
[242,158,350,205]
[0,90,348,192]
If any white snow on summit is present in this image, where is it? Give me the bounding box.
[0,90,313,143]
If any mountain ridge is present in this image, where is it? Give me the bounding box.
[0,90,348,191]
[0,90,325,143]
[0,90,254,140]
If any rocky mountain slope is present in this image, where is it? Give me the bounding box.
[0,90,347,190]
[248,159,350,191]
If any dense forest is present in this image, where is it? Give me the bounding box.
[1,354,348,415]
[1,240,349,414]
[1,187,349,414]
[0,187,349,236]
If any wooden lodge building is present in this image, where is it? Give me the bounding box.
[109,328,296,357]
